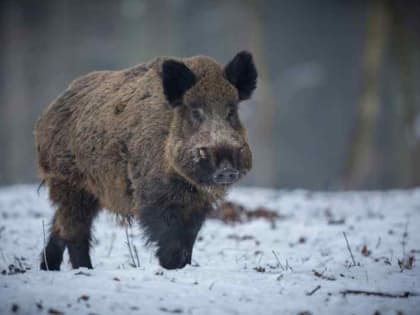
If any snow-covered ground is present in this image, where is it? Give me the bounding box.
[0,185,419,315]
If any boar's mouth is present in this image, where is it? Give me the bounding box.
[192,145,249,187]
[166,140,250,192]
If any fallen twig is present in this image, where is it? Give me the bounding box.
[328,218,345,225]
[343,232,357,267]
[306,285,321,296]
[341,289,419,298]
[312,269,336,281]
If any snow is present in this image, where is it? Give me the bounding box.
[0,185,419,315]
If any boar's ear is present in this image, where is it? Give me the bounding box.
[224,51,257,101]
[161,60,197,107]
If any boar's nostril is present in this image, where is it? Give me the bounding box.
[213,168,240,185]
[158,247,191,270]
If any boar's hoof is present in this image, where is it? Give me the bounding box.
[157,247,191,270]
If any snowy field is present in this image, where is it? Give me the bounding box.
[0,185,419,315]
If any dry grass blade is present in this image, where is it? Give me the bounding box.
[133,243,141,268]
[343,232,357,267]
[125,225,137,267]
[42,220,49,271]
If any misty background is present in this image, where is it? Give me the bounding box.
[1,0,420,190]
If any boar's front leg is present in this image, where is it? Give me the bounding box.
[40,220,66,271]
[41,179,100,270]
[140,206,206,269]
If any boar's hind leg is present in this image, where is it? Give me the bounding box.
[41,179,100,270]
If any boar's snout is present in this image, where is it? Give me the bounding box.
[194,144,249,186]
[157,243,191,270]
[213,160,240,185]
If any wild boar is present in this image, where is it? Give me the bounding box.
[35,51,257,270]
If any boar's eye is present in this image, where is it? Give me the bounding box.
[226,106,240,128]
[190,108,205,123]
[226,108,236,120]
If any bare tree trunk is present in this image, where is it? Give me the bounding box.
[248,0,279,188]
[390,2,420,187]
[390,1,420,187]
[344,0,389,189]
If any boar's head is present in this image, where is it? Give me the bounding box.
[161,51,257,191]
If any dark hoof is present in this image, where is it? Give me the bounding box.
[40,260,61,271]
[67,241,93,269]
[40,233,66,271]
[158,248,191,270]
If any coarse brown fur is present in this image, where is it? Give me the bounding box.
[35,51,257,270]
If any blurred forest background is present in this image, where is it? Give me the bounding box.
[1,0,420,190]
